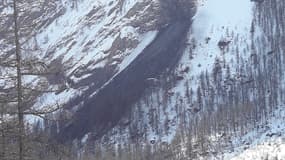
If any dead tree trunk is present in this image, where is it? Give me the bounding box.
[12,0,24,159]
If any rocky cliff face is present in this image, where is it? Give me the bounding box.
[56,0,196,142]
[0,0,196,142]
[0,0,64,53]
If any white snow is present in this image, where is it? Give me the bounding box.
[210,106,285,160]
[176,0,254,91]
[192,0,253,39]
[120,26,137,39]
[25,87,79,125]
[34,89,77,110]
[118,30,158,72]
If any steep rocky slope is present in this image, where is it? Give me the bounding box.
[0,0,197,141]
[58,20,192,141]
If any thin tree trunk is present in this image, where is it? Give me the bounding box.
[12,0,24,160]
[0,106,6,160]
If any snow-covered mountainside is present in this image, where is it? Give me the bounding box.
[81,0,284,159]
[1,0,196,140]
[1,0,285,159]
[0,0,193,104]
[216,106,285,160]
